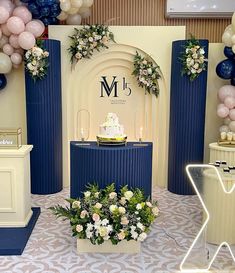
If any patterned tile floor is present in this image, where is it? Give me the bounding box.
[0,187,234,273]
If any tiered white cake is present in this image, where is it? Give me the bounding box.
[98,113,125,138]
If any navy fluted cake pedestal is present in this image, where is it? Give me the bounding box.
[70,142,153,199]
[25,39,62,194]
[168,39,209,195]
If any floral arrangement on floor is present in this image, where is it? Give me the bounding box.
[68,25,115,64]
[50,183,159,245]
[24,40,49,81]
[132,51,161,98]
[179,36,207,81]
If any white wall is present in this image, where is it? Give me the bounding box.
[0,65,27,144]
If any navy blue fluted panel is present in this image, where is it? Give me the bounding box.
[25,39,62,194]
[70,142,153,198]
[168,40,209,195]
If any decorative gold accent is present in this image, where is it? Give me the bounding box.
[96,135,127,146]
[0,128,22,149]
[218,140,235,147]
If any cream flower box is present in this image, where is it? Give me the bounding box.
[77,239,140,254]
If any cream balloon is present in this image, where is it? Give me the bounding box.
[66,14,82,25]
[0,7,10,24]
[232,12,235,32]
[18,31,35,50]
[229,121,235,132]
[0,52,12,73]
[7,16,25,35]
[231,34,235,44]
[13,6,32,24]
[67,7,79,15]
[57,11,68,21]
[10,52,22,65]
[222,29,233,47]
[219,125,229,133]
[25,20,45,38]
[232,44,235,54]
[1,23,11,36]
[71,0,83,8]
[0,35,9,49]
[224,117,231,125]
[3,43,14,55]
[0,29,2,40]
[82,0,94,8]
[60,1,71,12]
[79,7,91,19]
[9,34,20,48]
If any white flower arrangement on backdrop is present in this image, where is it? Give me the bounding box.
[180,36,207,81]
[132,51,161,97]
[68,25,115,64]
[24,40,49,81]
[50,183,158,245]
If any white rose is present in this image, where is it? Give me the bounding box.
[76,224,83,232]
[109,204,117,213]
[138,232,147,242]
[147,68,152,75]
[137,222,145,231]
[119,197,126,205]
[84,191,91,198]
[121,216,129,225]
[94,202,102,209]
[146,201,152,207]
[152,206,159,216]
[27,63,34,71]
[124,191,133,200]
[136,203,142,210]
[131,231,138,240]
[80,210,88,218]
[193,63,199,69]
[109,192,117,199]
[99,226,108,237]
[118,206,126,214]
[72,200,81,209]
[94,192,100,198]
[199,48,205,54]
[88,37,93,42]
[101,219,109,225]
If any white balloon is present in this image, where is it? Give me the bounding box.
[0,35,9,48]
[71,0,83,8]
[66,14,82,25]
[0,52,12,73]
[67,7,79,15]
[82,0,94,8]
[219,125,229,133]
[60,1,71,12]
[79,7,91,19]
[57,11,68,21]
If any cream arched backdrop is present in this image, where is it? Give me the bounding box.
[49,25,186,188]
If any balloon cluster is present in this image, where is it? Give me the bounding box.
[216,13,235,85]
[57,0,93,25]
[0,0,45,90]
[21,0,61,26]
[217,85,235,133]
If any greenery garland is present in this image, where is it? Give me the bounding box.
[68,25,115,64]
[179,36,207,81]
[132,51,161,97]
[24,40,49,82]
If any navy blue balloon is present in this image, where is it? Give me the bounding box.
[231,76,235,86]
[224,47,235,60]
[40,17,52,26]
[40,6,50,17]
[50,3,61,17]
[0,74,7,90]
[216,59,235,79]
[36,0,49,7]
[20,0,31,2]
[50,17,59,25]
[28,3,40,15]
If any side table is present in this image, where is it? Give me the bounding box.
[209,142,235,164]
[0,145,33,227]
[70,142,153,198]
